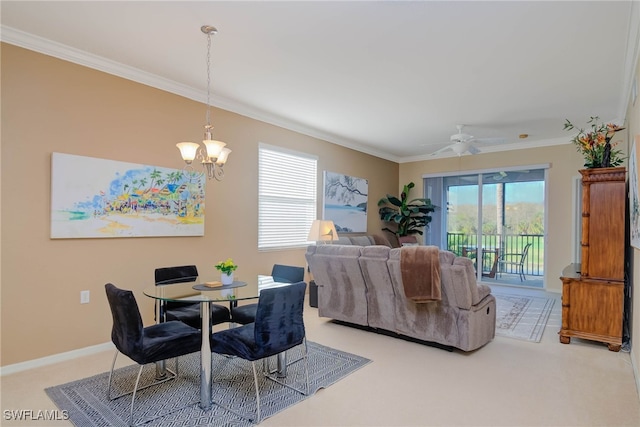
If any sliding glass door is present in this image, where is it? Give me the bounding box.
[424,167,546,288]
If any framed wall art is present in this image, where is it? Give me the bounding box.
[323,171,368,233]
[51,152,205,238]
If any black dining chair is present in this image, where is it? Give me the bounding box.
[230,264,304,324]
[105,283,201,427]
[155,265,231,328]
[210,281,309,423]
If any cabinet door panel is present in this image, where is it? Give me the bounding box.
[568,281,623,337]
[586,182,625,280]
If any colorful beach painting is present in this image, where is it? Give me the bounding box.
[323,171,368,233]
[51,153,205,238]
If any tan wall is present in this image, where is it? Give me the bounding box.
[0,44,399,366]
[400,143,618,294]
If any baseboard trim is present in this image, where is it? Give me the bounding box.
[632,348,640,401]
[0,341,114,376]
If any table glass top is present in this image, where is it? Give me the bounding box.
[142,275,291,303]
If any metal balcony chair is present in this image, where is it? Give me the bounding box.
[210,281,309,423]
[231,264,304,325]
[104,283,201,426]
[497,242,532,281]
[155,265,231,327]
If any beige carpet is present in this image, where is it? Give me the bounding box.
[493,292,555,342]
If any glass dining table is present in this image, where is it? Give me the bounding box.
[142,275,288,410]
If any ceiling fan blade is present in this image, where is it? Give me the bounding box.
[467,144,481,155]
[430,145,453,156]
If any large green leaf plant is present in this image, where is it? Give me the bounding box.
[377,182,437,238]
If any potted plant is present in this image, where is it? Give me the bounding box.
[564,116,625,169]
[378,182,437,245]
[214,258,238,285]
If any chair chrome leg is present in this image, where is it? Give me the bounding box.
[251,361,261,423]
[108,354,178,406]
[303,338,310,396]
[129,365,144,427]
[107,349,119,400]
[263,340,310,396]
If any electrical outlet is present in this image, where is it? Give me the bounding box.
[80,290,90,304]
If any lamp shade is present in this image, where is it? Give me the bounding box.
[216,147,232,165]
[176,142,200,163]
[203,139,226,159]
[307,220,339,243]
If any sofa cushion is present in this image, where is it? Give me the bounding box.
[453,257,484,305]
[336,236,353,245]
[372,234,392,247]
[358,246,394,330]
[439,250,456,266]
[305,244,368,326]
[477,283,492,302]
[441,264,473,310]
[349,235,376,246]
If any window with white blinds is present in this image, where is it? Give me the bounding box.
[258,144,317,250]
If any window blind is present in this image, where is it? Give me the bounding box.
[258,144,317,250]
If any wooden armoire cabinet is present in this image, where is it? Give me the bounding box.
[559,167,626,352]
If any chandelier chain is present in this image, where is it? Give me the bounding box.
[205,31,212,127]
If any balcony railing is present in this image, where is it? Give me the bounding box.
[446,232,544,277]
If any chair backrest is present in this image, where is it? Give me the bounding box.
[254,281,307,354]
[105,283,144,361]
[520,243,532,264]
[154,265,199,312]
[155,265,199,285]
[270,264,304,283]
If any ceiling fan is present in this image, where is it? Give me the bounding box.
[430,125,505,156]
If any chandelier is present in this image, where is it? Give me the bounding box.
[176,25,231,181]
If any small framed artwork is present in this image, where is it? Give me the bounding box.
[51,152,206,238]
[323,171,368,233]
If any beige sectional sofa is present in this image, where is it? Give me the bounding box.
[334,234,397,247]
[305,243,496,352]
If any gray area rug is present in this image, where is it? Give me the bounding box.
[46,341,370,426]
[493,293,555,342]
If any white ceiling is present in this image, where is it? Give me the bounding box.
[2,1,638,162]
